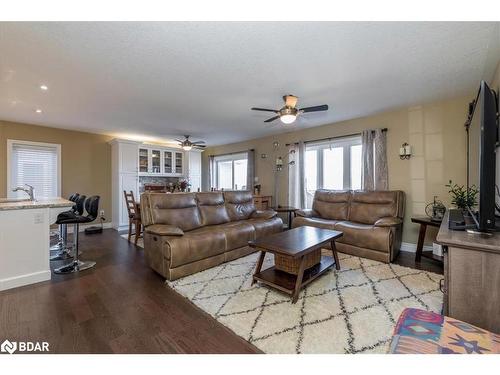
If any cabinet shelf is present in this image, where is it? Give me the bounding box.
[138,146,184,177]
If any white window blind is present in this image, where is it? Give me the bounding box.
[9,141,60,199]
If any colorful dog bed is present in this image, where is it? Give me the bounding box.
[389,308,499,354]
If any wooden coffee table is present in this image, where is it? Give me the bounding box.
[249,226,343,303]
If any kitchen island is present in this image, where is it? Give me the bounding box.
[0,198,73,291]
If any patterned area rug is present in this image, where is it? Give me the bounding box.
[120,234,443,353]
[164,250,443,354]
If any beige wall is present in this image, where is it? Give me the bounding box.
[0,120,113,223]
[203,95,472,245]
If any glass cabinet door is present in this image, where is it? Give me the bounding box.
[175,152,183,174]
[151,150,161,173]
[164,151,173,174]
[139,148,149,173]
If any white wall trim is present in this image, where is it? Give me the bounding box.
[63,221,114,233]
[400,241,433,253]
[0,270,51,292]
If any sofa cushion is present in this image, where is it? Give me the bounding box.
[165,226,226,267]
[292,216,339,230]
[196,192,230,226]
[374,217,403,227]
[223,191,256,221]
[334,221,392,253]
[295,208,317,218]
[248,216,283,239]
[148,193,202,232]
[145,224,184,236]
[217,221,256,251]
[250,210,277,220]
[312,190,351,220]
[349,191,404,225]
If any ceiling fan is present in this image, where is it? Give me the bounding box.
[175,135,206,151]
[251,95,328,124]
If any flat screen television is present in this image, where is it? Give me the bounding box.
[467,80,499,232]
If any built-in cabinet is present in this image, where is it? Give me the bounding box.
[185,149,203,192]
[138,146,184,176]
[111,139,203,230]
[111,139,140,231]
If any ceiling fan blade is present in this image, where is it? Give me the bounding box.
[283,95,298,108]
[194,145,206,148]
[174,139,185,143]
[264,115,280,123]
[192,141,206,144]
[251,107,278,113]
[300,104,329,113]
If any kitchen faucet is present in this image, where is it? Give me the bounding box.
[12,184,35,201]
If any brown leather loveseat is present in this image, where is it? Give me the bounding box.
[293,190,405,262]
[140,191,283,280]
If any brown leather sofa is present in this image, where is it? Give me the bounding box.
[140,191,283,280]
[293,190,405,262]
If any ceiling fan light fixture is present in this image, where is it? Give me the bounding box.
[182,144,192,151]
[280,114,297,124]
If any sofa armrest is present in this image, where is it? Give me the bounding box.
[295,209,317,218]
[374,217,403,227]
[145,224,184,236]
[251,210,277,220]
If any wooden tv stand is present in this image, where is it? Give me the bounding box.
[437,211,500,333]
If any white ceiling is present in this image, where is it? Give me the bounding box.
[1,22,499,146]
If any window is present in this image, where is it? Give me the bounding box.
[305,136,362,206]
[214,153,248,190]
[7,140,61,199]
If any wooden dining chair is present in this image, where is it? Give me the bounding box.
[123,190,142,245]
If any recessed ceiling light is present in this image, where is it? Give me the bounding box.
[40,85,48,91]
[35,109,42,113]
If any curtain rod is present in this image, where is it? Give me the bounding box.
[285,128,388,146]
[208,149,254,157]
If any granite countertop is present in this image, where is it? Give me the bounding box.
[0,197,74,211]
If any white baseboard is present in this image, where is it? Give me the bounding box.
[55,222,114,233]
[400,242,433,253]
[114,225,130,232]
[0,270,51,291]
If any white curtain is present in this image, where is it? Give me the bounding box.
[361,130,375,190]
[361,129,388,190]
[208,155,215,190]
[374,129,388,190]
[288,141,307,208]
[246,149,255,191]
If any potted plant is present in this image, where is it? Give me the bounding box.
[176,179,191,192]
[445,180,479,213]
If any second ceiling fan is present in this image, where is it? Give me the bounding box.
[251,95,328,124]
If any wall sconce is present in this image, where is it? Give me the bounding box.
[399,142,412,160]
[261,153,268,159]
[276,156,283,171]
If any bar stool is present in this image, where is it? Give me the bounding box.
[54,195,99,274]
[50,193,78,246]
[50,193,84,261]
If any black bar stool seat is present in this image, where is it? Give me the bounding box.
[50,193,85,261]
[54,196,99,274]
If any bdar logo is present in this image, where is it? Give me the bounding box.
[1,340,17,354]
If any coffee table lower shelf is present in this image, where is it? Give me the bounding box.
[253,255,335,296]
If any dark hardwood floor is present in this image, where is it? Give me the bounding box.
[0,229,442,354]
